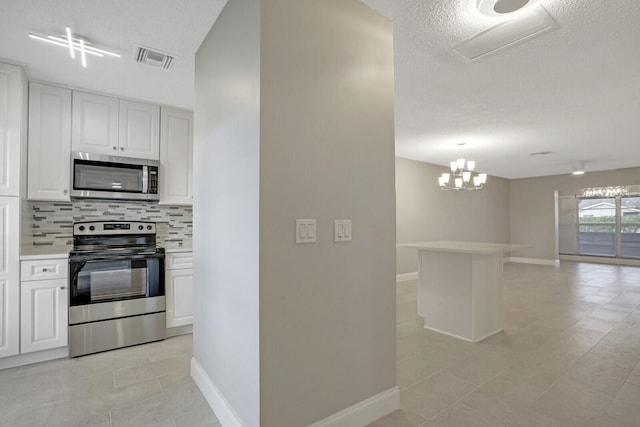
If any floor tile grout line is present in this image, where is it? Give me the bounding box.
[512,292,639,415]
[423,383,480,423]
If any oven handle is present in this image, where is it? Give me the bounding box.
[69,252,165,263]
[69,260,86,293]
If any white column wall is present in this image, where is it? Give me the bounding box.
[193,0,261,425]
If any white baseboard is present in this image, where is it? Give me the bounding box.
[166,324,193,337]
[0,346,69,370]
[191,357,245,427]
[396,272,417,282]
[308,386,400,427]
[559,254,640,267]
[192,357,399,427]
[506,257,559,266]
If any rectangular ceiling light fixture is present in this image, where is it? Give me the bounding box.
[28,26,120,68]
[449,6,559,63]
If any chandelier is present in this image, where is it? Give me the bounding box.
[582,186,627,198]
[438,143,487,191]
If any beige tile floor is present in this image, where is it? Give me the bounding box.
[0,334,220,427]
[371,261,640,427]
[3,261,640,427]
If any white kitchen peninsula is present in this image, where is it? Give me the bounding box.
[401,241,526,343]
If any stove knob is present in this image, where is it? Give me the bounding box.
[79,225,85,231]
[147,225,153,230]
[139,225,144,231]
[89,226,95,231]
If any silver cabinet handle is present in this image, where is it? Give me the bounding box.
[42,268,48,272]
[60,286,66,290]
[113,146,117,150]
[63,189,68,194]
[120,147,124,151]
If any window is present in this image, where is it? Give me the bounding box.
[621,196,640,258]
[577,195,640,259]
[578,198,616,256]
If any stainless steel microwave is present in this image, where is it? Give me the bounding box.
[71,152,160,201]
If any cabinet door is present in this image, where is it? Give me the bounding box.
[166,268,193,328]
[0,197,19,358]
[20,278,68,354]
[119,100,160,160]
[0,63,24,196]
[28,83,72,201]
[159,108,193,205]
[72,91,119,156]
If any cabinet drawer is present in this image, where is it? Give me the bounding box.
[21,259,68,281]
[166,252,192,270]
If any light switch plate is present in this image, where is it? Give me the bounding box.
[334,219,352,242]
[296,219,317,243]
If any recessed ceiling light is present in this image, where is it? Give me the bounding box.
[477,0,541,18]
[571,160,586,175]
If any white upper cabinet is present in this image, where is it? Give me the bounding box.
[0,63,25,196]
[28,83,72,201]
[119,100,160,160]
[72,92,159,160]
[72,91,119,156]
[159,108,193,205]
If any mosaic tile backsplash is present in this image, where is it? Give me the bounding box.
[26,201,192,250]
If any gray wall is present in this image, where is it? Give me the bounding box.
[195,0,396,426]
[396,158,511,274]
[511,167,640,261]
[193,0,261,424]
[259,1,396,425]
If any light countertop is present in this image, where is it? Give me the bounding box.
[399,241,528,254]
[163,247,192,254]
[20,246,71,260]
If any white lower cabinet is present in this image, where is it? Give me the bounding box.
[0,197,19,358]
[0,278,19,358]
[166,252,193,328]
[20,258,68,354]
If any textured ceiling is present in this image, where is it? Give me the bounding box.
[0,0,225,109]
[362,0,640,178]
[1,0,639,178]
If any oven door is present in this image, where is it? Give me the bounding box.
[69,253,164,307]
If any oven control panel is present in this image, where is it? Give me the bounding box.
[74,221,156,236]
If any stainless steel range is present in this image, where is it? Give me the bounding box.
[68,221,166,357]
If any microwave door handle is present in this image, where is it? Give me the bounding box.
[142,165,149,193]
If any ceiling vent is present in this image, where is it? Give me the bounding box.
[529,151,553,156]
[449,6,559,62]
[135,45,175,70]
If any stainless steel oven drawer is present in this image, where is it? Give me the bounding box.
[69,296,166,325]
[69,312,166,357]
